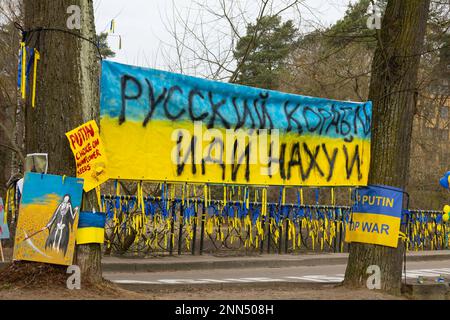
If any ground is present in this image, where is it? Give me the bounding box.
[0,281,403,300]
[0,247,436,300]
[139,285,405,300]
[0,285,145,300]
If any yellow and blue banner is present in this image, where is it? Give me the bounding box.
[76,211,106,244]
[0,197,10,240]
[100,60,372,186]
[346,185,404,248]
[13,173,84,266]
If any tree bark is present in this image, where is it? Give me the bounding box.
[24,0,102,283]
[343,0,430,294]
[75,190,102,283]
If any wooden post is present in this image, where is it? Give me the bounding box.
[178,202,184,255]
[191,201,198,255]
[169,202,176,255]
[199,202,206,255]
[0,240,4,262]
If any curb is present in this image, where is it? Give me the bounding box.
[402,283,450,300]
[101,256,348,273]
[114,281,339,292]
[102,253,450,273]
[405,254,450,262]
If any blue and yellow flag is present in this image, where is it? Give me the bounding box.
[0,197,10,240]
[100,60,372,187]
[345,185,403,248]
[76,211,106,244]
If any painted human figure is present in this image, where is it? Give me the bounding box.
[41,194,79,255]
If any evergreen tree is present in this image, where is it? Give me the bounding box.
[233,15,297,90]
[96,32,115,59]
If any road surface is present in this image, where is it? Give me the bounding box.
[104,259,450,285]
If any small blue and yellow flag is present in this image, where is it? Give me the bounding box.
[110,19,115,33]
[76,211,106,244]
[345,185,404,248]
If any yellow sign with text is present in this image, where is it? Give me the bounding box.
[65,120,108,192]
[345,212,401,247]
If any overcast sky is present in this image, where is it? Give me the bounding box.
[93,0,353,74]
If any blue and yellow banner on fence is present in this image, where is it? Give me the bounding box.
[100,60,372,186]
[346,185,404,248]
[0,197,9,240]
[76,211,106,244]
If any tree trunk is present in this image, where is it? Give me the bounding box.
[75,190,102,283]
[24,0,102,283]
[343,0,430,294]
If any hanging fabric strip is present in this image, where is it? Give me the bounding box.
[31,48,40,108]
[169,183,173,213]
[262,188,267,216]
[4,186,10,225]
[95,185,102,211]
[139,181,145,215]
[20,42,26,99]
[114,180,120,224]
[10,186,15,222]
[186,183,190,207]
[208,184,212,206]
[204,184,208,208]
[331,187,335,206]
[223,185,227,207]
[245,187,250,210]
[181,183,185,205]
[278,186,283,206]
[193,185,198,212]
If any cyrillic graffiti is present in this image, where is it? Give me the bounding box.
[117,73,371,139]
[100,60,372,186]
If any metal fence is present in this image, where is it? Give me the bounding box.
[101,195,448,256]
